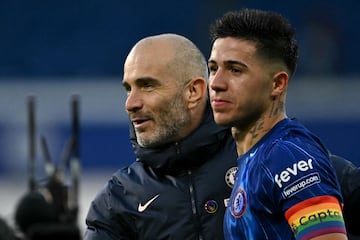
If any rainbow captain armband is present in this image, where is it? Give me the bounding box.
[285,195,346,239]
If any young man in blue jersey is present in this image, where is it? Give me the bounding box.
[208,8,348,240]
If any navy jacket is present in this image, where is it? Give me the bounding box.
[84,104,238,240]
[330,155,360,236]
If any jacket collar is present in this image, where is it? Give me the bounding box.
[129,102,229,174]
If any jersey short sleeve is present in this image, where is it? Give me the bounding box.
[264,140,345,239]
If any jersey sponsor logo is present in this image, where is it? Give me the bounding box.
[230,187,247,218]
[138,194,160,212]
[274,158,314,188]
[225,167,238,188]
[282,172,321,198]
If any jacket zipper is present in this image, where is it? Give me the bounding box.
[188,170,204,240]
[175,142,204,240]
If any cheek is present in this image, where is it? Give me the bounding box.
[234,83,261,106]
[208,87,216,97]
[208,75,216,84]
[244,83,273,110]
[151,94,178,111]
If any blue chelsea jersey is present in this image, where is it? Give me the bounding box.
[224,118,344,240]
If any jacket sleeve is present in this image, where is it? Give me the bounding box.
[83,180,134,240]
[330,154,360,235]
[84,225,124,240]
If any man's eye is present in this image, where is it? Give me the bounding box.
[122,84,131,93]
[231,68,242,73]
[142,82,153,89]
[208,65,218,73]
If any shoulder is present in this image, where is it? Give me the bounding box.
[330,154,360,185]
[88,162,147,206]
[258,138,337,193]
[85,163,145,236]
[260,138,323,173]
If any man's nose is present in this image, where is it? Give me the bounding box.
[125,90,143,112]
[209,69,226,91]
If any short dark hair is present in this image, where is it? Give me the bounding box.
[210,8,298,77]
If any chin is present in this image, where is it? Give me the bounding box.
[213,117,232,127]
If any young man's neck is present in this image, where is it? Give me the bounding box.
[232,113,286,156]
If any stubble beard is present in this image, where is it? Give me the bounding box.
[136,93,191,148]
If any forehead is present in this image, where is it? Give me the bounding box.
[123,43,175,83]
[209,37,258,64]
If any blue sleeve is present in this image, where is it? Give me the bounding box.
[262,140,342,212]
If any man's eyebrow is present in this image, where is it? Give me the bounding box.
[135,77,159,85]
[208,59,247,68]
[208,59,216,64]
[123,76,160,86]
[224,60,247,68]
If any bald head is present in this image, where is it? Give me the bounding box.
[125,33,208,86]
[123,34,209,147]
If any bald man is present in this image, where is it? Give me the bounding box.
[84,34,237,240]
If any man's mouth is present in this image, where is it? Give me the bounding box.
[131,117,151,128]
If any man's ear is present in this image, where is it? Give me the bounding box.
[271,71,288,97]
[186,77,207,109]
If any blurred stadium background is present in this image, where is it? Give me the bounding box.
[0,0,359,233]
